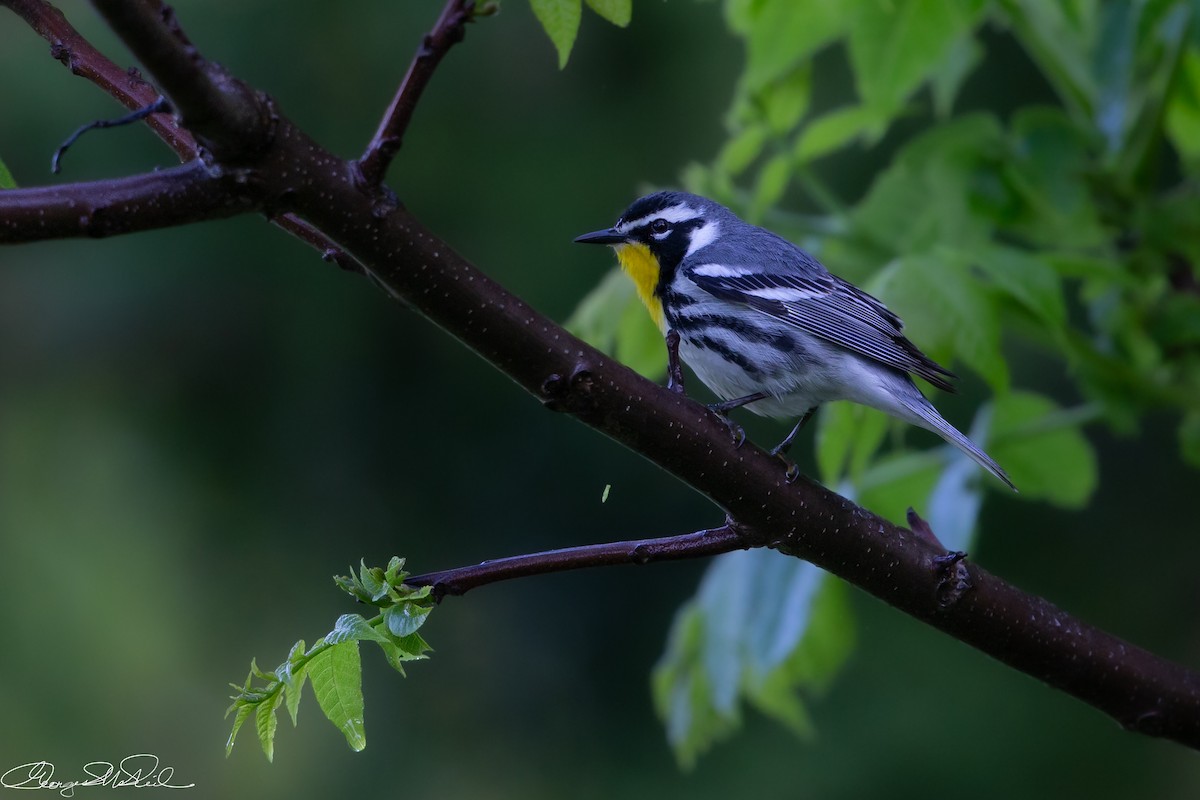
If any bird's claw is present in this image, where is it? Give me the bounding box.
[707,404,747,448]
[769,445,803,483]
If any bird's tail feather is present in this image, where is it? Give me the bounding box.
[901,397,1017,492]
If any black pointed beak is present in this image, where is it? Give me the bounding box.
[574,228,626,245]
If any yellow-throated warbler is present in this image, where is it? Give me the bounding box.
[575,190,1015,490]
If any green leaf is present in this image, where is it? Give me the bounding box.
[566,268,666,380]
[856,449,943,524]
[255,691,283,762]
[225,702,254,756]
[0,155,14,189]
[284,664,307,727]
[763,65,812,136]
[1004,107,1106,249]
[871,250,1009,391]
[309,641,367,752]
[988,391,1098,507]
[1166,48,1200,164]
[971,245,1067,329]
[1149,293,1200,349]
[737,0,852,91]
[530,0,582,68]
[328,613,389,645]
[652,550,853,767]
[716,124,769,177]
[616,290,667,378]
[384,602,433,637]
[749,152,792,223]
[996,0,1097,121]
[931,35,983,117]
[815,403,889,484]
[848,0,986,115]
[584,0,630,27]
[792,105,885,163]
[358,560,388,602]
[852,114,1005,251]
[1108,0,1192,184]
[396,631,433,658]
[384,555,406,585]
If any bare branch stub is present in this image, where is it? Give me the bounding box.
[356,0,475,186]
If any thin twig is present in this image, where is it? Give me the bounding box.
[355,0,475,186]
[2,0,196,156]
[52,95,171,173]
[407,524,756,599]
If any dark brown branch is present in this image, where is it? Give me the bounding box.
[2,0,196,156]
[89,0,269,161]
[355,0,474,186]
[407,524,755,599]
[0,160,257,243]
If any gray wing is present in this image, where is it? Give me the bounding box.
[687,268,956,392]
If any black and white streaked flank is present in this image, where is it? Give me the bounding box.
[575,190,1014,490]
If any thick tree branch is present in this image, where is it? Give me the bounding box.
[89,0,269,161]
[408,524,756,599]
[4,0,1200,752]
[355,0,474,186]
[0,160,257,242]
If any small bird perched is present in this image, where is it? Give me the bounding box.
[575,190,1015,490]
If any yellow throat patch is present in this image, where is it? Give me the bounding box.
[614,242,666,333]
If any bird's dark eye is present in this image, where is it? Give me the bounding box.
[650,219,671,234]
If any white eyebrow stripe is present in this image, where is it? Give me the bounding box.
[684,220,719,257]
[616,204,699,231]
[691,262,751,278]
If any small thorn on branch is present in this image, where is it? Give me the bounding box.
[907,507,943,548]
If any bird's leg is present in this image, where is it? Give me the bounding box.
[770,406,818,484]
[705,391,770,449]
[665,330,686,395]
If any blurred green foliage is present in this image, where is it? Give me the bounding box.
[2,0,1200,797]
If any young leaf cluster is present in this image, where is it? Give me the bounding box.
[226,557,433,761]
[529,0,632,67]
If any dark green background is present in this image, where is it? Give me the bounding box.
[1,1,1198,796]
